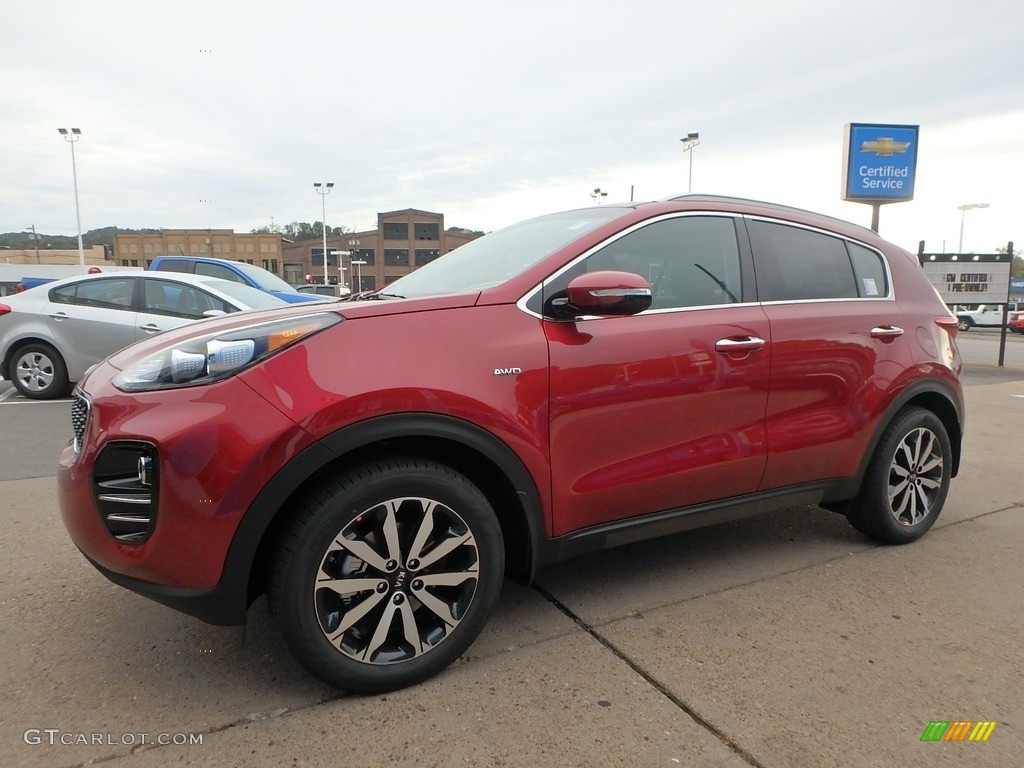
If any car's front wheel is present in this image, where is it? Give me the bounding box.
[270,458,504,693]
[11,343,70,399]
[846,407,951,544]
[956,317,973,331]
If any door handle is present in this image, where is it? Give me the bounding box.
[715,336,766,353]
[870,325,904,340]
[49,312,68,321]
[139,323,162,334]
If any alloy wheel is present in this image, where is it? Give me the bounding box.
[887,426,944,527]
[313,496,480,665]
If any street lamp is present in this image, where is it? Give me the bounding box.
[957,202,990,253]
[57,128,85,267]
[351,259,367,294]
[313,182,334,283]
[680,132,700,193]
[346,238,361,291]
[590,188,607,204]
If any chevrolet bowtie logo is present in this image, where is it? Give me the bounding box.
[861,137,911,156]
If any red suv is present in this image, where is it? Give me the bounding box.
[58,196,964,693]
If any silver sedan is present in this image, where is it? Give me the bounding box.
[0,271,288,399]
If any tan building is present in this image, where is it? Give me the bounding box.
[0,245,116,295]
[282,208,482,291]
[113,230,285,272]
[0,244,107,266]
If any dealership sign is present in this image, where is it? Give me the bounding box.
[842,123,919,202]
[918,252,1012,304]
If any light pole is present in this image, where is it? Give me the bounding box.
[957,203,990,253]
[680,132,700,193]
[27,225,41,263]
[590,188,607,204]
[346,238,360,291]
[313,182,334,284]
[351,259,367,294]
[58,128,85,267]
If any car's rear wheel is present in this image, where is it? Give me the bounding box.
[11,343,70,399]
[846,407,951,544]
[270,458,504,693]
[956,317,973,331]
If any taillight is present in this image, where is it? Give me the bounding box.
[0,303,11,316]
[934,316,958,335]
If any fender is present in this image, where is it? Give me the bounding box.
[824,375,964,504]
[211,412,546,622]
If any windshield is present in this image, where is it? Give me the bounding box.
[200,279,289,309]
[230,261,299,293]
[387,208,626,298]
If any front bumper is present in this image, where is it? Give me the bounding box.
[58,363,314,613]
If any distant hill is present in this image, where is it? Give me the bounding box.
[0,227,160,251]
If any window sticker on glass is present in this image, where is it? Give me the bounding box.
[863,278,879,296]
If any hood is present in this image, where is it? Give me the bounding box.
[102,292,479,371]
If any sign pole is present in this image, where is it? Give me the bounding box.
[998,241,1014,367]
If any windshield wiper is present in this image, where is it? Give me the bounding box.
[368,292,405,300]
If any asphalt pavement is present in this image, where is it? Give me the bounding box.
[0,364,1021,767]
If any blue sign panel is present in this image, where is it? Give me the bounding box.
[842,123,919,202]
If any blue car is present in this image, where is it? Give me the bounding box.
[149,256,326,304]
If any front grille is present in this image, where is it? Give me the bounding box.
[71,391,91,452]
[92,442,159,543]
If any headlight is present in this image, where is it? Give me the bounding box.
[112,314,341,392]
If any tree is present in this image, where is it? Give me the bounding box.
[995,245,1023,277]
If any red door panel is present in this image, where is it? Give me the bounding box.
[759,300,910,488]
[547,306,771,536]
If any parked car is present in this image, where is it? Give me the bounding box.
[1,271,288,399]
[296,284,350,298]
[149,256,325,304]
[1009,311,1024,334]
[955,302,1022,331]
[58,195,964,694]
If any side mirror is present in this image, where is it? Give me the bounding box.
[548,270,652,318]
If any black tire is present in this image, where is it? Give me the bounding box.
[846,407,951,544]
[10,343,70,399]
[269,458,504,693]
[956,317,972,331]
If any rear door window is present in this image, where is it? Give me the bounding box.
[748,220,858,301]
[51,277,136,310]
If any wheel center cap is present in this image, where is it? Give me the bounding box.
[393,569,408,589]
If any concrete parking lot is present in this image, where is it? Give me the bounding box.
[0,364,1021,767]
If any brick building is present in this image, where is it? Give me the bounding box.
[282,208,482,291]
[113,230,284,271]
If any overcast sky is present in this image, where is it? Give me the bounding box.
[2,0,1020,255]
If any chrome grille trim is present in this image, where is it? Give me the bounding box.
[71,391,91,453]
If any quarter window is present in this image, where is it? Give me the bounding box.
[847,242,889,297]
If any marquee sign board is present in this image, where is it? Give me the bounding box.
[918,252,1012,305]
